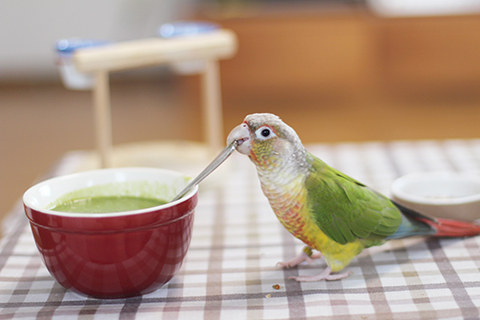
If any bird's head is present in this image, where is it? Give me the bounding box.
[227,113,305,170]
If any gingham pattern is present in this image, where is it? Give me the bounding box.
[2,139,480,319]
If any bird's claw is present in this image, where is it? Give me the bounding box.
[276,250,323,268]
[289,268,353,282]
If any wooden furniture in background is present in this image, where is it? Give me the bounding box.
[198,6,480,97]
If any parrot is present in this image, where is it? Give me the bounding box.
[226,113,480,282]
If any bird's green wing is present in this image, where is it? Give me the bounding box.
[305,153,402,245]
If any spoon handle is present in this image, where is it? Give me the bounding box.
[171,140,239,202]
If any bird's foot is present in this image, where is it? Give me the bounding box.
[276,247,322,268]
[289,267,353,282]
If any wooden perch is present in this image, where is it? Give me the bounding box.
[73,30,237,73]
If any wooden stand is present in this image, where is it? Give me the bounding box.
[73,30,237,168]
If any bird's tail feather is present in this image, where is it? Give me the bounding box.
[417,217,480,237]
[393,200,480,238]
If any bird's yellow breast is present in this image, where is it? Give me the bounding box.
[261,174,365,272]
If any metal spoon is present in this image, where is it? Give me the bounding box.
[171,139,239,202]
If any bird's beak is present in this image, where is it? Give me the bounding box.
[227,123,251,155]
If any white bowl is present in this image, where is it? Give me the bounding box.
[391,172,480,221]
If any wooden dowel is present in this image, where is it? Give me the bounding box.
[92,71,113,168]
[201,60,224,154]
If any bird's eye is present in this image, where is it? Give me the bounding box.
[255,126,276,140]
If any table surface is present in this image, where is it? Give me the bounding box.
[2,139,480,320]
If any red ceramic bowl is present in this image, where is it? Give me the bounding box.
[23,167,197,299]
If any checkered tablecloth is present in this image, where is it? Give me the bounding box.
[2,139,480,319]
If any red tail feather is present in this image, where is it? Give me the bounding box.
[418,218,480,237]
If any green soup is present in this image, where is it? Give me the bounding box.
[51,196,167,213]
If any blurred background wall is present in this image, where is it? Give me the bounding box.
[2,0,480,84]
[0,0,198,82]
[1,0,480,217]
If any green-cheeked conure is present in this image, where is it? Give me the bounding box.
[226,113,480,282]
